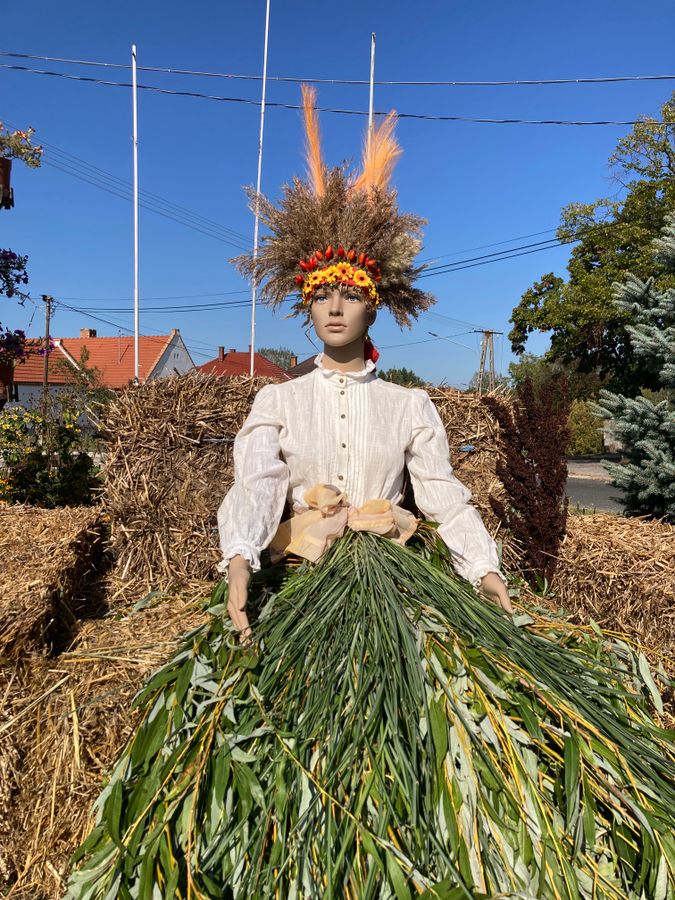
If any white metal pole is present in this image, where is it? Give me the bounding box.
[249,0,271,378]
[132,44,140,384]
[368,33,376,145]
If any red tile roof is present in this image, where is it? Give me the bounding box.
[14,333,178,389]
[198,351,291,380]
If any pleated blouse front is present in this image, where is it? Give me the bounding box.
[217,355,503,587]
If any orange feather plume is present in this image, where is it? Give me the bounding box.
[301,84,325,197]
[352,111,402,196]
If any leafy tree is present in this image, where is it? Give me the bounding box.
[508,353,605,402]
[258,346,295,369]
[467,369,509,393]
[567,400,604,456]
[0,124,42,363]
[595,215,675,522]
[509,92,675,394]
[378,367,425,387]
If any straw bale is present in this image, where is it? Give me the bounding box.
[102,372,275,590]
[0,577,211,898]
[0,506,104,661]
[428,386,518,566]
[548,513,675,678]
[102,374,515,589]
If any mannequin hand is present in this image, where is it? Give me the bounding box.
[479,572,514,615]
[227,555,253,643]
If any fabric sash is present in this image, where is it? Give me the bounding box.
[270,483,418,563]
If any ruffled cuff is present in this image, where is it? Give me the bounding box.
[217,544,262,578]
[465,562,508,590]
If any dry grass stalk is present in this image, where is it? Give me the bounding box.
[428,386,520,567]
[0,576,211,898]
[549,513,675,678]
[0,505,104,662]
[102,372,275,590]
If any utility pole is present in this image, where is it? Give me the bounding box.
[249,0,272,378]
[132,43,140,385]
[474,329,503,394]
[41,294,53,418]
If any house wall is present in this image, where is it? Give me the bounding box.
[148,333,195,380]
[8,384,73,410]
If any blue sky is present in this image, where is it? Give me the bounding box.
[2,1,674,386]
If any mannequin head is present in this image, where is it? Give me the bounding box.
[310,285,376,356]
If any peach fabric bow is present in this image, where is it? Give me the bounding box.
[270,483,418,563]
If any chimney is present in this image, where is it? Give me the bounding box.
[229,348,237,354]
[80,328,97,339]
[289,354,298,368]
[218,346,225,361]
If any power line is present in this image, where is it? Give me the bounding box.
[3,52,675,87]
[419,228,558,264]
[59,299,252,313]
[3,120,252,250]
[43,158,251,249]
[52,299,217,360]
[0,64,653,125]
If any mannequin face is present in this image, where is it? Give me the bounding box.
[310,285,375,349]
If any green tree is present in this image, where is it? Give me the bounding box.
[0,124,42,362]
[378,366,425,386]
[258,346,294,369]
[467,369,509,393]
[508,353,605,402]
[595,214,675,522]
[509,93,675,394]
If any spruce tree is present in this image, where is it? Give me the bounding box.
[596,214,675,521]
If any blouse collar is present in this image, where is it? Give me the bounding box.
[314,352,376,382]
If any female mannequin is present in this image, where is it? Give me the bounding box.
[226,284,512,641]
[67,90,675,899]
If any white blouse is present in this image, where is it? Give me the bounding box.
[217,355,504,587]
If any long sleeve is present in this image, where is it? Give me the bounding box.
[405,390,505,587]
[216,385,290,574]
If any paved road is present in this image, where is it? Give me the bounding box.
[565,476,625,513]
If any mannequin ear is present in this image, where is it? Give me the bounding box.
[367,307,378,327]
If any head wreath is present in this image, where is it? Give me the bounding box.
[233,86,436,328]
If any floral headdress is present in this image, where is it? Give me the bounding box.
[233,86,436,328]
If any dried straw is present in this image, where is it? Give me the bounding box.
[0,505,104,662]
[102,372,274,590]
[0,577,211,898]
[548,512,675,679]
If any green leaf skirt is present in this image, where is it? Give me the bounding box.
[67,529,675,900]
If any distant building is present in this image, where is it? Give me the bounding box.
[10,328,194,407]
[286,354,318,378]
[198,347,292,380]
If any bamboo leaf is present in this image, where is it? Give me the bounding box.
[386,850,412,900]
[638,652,664,713]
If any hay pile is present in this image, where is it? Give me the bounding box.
[0,505,104,661]
[551,513,675,677]
[103,373,274,589]
[0,577,211,898]
[427,386,515,559]
[103,375,513,590]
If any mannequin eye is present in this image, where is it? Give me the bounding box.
[313,294,327,304]
[346,293,361,303]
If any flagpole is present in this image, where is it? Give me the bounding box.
[132,43,140,384]
[368,32,376,144]
[249,0,271,378]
